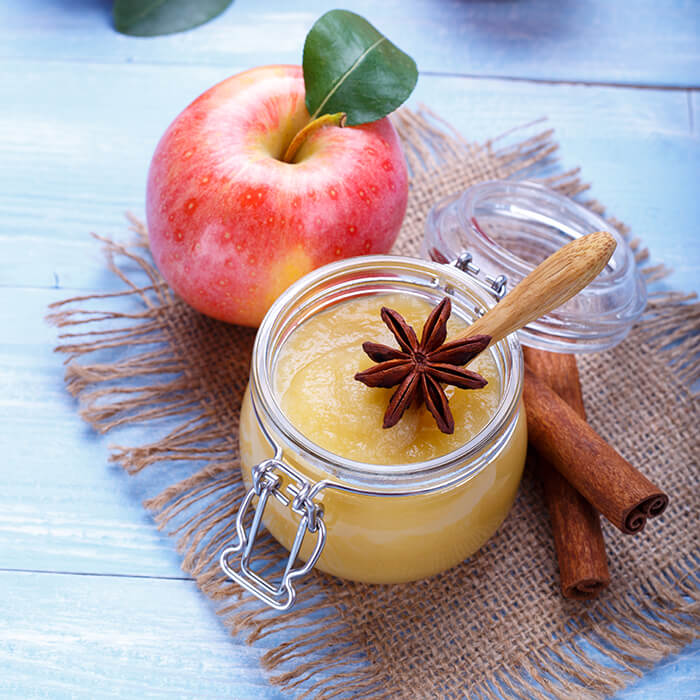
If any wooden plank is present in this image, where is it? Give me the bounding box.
[0,0,698,87]
[0,286,201,577]
[1,61,697,294]
[0,402,193,578]
[0,570,286,699]
[0,569,697,697]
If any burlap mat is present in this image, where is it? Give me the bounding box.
[49,108,699,699]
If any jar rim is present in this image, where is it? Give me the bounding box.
[250,255,523,493]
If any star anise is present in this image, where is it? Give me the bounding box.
[354,297,491,434]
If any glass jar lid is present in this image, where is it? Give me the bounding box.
[423,180,647,353]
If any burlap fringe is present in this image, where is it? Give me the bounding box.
[48,110,699,699]
[480,555,699,700]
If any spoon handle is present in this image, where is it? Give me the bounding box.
[460,231,616,344]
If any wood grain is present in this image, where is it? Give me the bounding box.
[0,286,217,577]
[0,570,286,699]
[463,231,616,344]
[1,0,699,86]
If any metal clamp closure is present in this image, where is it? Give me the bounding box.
[219,459,326,611]
[451,252,508,300]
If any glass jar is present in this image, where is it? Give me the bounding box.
[221,180,646,611]
[223,256,526,610]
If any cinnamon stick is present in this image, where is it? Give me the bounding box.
[523,347,609,599]
[522,365,669,534]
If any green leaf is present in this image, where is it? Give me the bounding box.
[113,0,233,37]
[302,9,418,126]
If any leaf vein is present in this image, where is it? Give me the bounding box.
[311,37,387,120]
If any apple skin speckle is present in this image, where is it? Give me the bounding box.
[146,65,408,328]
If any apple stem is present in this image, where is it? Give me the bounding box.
[282,112,347,163]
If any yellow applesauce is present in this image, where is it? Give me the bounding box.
[239,293,527,583]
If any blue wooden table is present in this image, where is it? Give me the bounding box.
[1,1,698,697]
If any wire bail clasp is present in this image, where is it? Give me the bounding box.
[219,459,326,611]
[451,252,508,300]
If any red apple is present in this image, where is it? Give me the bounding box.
[146,64,409,327]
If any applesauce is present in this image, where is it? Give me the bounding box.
[224,256,526,606]
[274,293,502,464]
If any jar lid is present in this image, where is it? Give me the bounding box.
[423,180,647,353]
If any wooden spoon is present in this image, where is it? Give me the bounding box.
[457,230,616,344]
